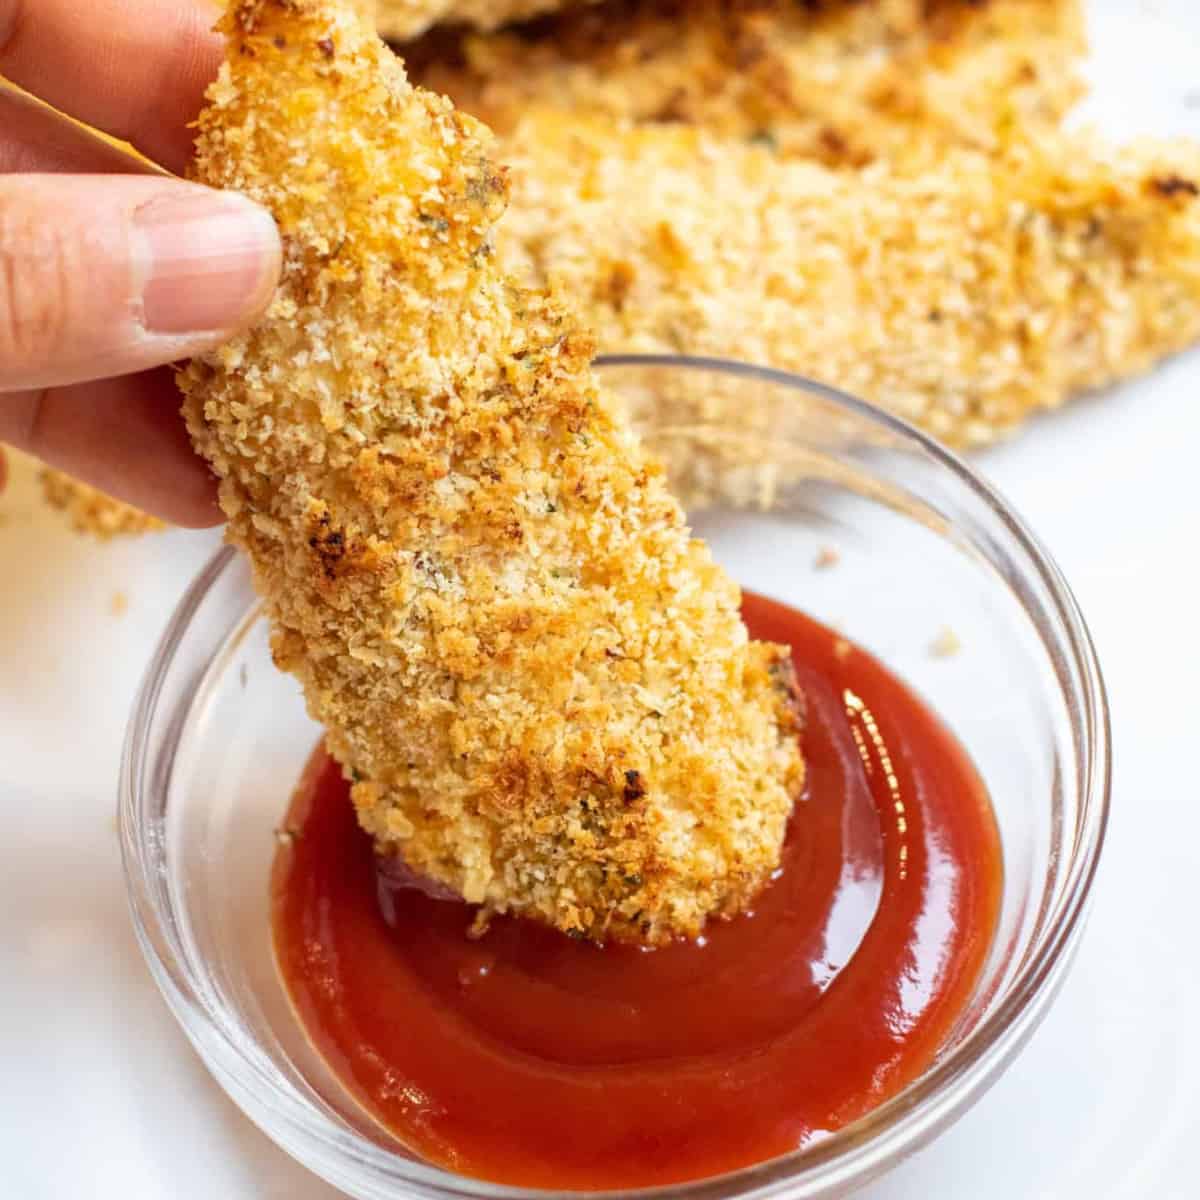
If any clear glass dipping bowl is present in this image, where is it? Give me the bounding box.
[119,357,1110,1200]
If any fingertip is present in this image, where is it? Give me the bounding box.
[0,175,281,392]
[137,185,282,338]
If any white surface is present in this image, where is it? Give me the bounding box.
[2,2,1200,1196]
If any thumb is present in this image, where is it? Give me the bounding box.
[0,174,280,392]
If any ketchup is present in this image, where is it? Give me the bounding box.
[271,594,1002,1189]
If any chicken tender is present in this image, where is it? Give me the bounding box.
[40,470,165,538]
[179,0,805,946]
[488,113,1200,490]
[409,0,1086,171]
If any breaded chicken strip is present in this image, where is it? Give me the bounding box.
[409,0,1086,170]
[374,0,591,40]
[179,0,804,946]
[489,113,1200,488]
[40,470,165,538]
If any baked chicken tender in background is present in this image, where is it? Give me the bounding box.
[493,115,1200,468]
[179,0,805,946]
[405,0,1200,475]
[407,0,1087,171]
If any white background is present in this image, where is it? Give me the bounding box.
[1,1,1199,1196]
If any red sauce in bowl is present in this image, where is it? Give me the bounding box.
[271,595,1002,1189]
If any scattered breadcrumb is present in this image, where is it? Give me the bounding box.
[409,0,1087,171]
[814,546,840,570]
[375,0,591,41]
[111,591,129,617]
[467,908,493,939]
[930,627,963,658]
[179,0,804,947]
[39,470,165,539]
[489,114,1200,502]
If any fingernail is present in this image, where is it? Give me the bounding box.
[135,189,280,335]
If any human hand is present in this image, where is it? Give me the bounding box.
[0,0,281,526]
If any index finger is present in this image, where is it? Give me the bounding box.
[0,0,221,174]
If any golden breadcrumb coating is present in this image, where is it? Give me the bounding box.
[409,0,1086,171]
[179,0,804,946]
[39,470,165,538]
[488,113,1200,487]
[403,0,1200,490]
[374,0,590,40]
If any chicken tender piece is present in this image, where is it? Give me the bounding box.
[409,0,1086,171]
[489,113,1200,491]
[179,0,805,946]
[374,0,591,40]
[40,470,164,538]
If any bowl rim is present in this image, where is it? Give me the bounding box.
[119,354,1111,1200]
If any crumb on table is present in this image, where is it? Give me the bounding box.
[930,627,962,659]
[40,470,164,539]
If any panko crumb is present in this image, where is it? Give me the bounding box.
[111,591,129,617]
[180,0,805,947]
[930,627,963,659]
[814,546,840,571]
[40,470,164,539]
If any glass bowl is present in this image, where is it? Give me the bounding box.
[119,356,1109,1200]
